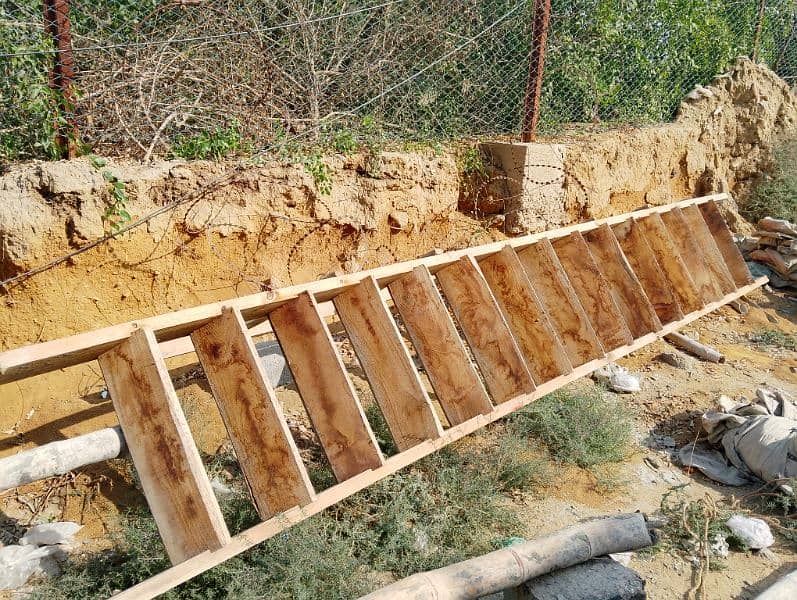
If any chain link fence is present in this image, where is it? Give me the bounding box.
[1,0,796,162]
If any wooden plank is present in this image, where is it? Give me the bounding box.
[635,213,704,314]
[97,328,230,565]
[611,219,683,325]
[269,292,383,481]
[551,232,634,351]
[436,256,535,403]
[517,239,604,366]
[478,246,572,383]
[388,266,493,422]
[191,307,315,518]
[660,208,724,303]
[333,276,442,450]
[0,195,731,385]
[583,225,662,337]
[699,200,754,287]
[113,275,769,600]
[680,204,736,295]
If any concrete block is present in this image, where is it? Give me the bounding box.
[255,340,293,388]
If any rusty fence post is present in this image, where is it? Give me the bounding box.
[752,0,767,62]
[43,0,78,158]
[520,0,551,143]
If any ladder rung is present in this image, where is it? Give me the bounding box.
[191,307,315,518]
[334,276,442,450]
[98,328,230,565]
[436,256,535,403]
[388,265,493,422]
[479,245,572,383]
[270,292,384,482]
[551,232,634,351]
[517,239,604,366]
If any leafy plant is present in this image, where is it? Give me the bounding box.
[752,328,797,351]
[171,124,250,161]
[301,151,333,195]
[89,155,131,234]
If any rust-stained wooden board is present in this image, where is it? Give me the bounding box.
[191,307,315,518]
[334,276,442,450]
[388,266,493,423]
[97,328,230,565]
[612,219,683,325]
[270,292,384,481]
[479,246,572,383]
[517,239,604,366]
[551,232,634,351]
[436,256,535,403]
[584,224,662,338]
[680,204,736,295]
[635,213,704,314]
[699,200,754,287]
[660,208,724,303]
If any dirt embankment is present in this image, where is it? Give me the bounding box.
[562,58,797,226]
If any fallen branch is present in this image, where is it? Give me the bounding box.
[664,331,724,363]
[0,427,125,493]
[358,513,653,600]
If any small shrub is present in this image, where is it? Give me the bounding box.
[743,139,797,224]
[511,387,633,468]
[752,328,797,351]
[301,151,333,195]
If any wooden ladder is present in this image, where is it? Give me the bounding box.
[0,195,763,598]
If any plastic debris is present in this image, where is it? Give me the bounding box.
[0,544,59,590]
[592,363,641,393]
[20,522,81,547]
[726,515,774,549]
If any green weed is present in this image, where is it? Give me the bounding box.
[301,151,333,195]
[171,124,250,161]
[89,155,131,234]
[752,328,797,351]
[510,387,633,468]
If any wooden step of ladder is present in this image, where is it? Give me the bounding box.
[0,194,765,599]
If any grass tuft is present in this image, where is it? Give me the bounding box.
[752,328,797,351]
[742,139,797,224]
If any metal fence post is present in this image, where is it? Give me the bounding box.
[43,0,78,158]
[752,0,767,62]
[520,0,551,143]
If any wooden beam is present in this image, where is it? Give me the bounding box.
[334,276,442,450]
[680,204,736,296]
[97,329,230,564]
[270,293,383,481]
[478,246,571,383]
[551,232,634,351]
[191,307,315,518]
[436,256,535,403]
[111,276,768,600]
[0,194,730,385]
[517,239,604,366]
[388,266,491,424]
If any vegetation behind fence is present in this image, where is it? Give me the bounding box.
[1,0,795,162]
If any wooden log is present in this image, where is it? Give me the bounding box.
[664,331,724,363]
[0,426,125,492]
[334,276,442,449]
[478,246,572,383]
[191,307,315,518]
[357,513,652,600]
[98,328,230,564]
[388,266,492,423]
[269,292,384,481]
[436,256,535,403]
